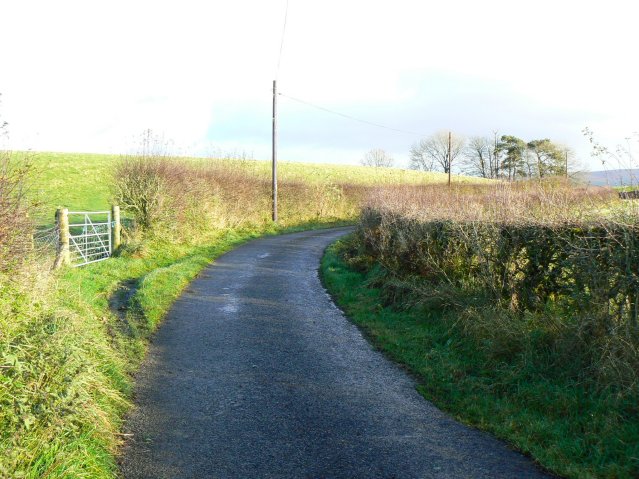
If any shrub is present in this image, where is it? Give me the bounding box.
[0,150,34,272]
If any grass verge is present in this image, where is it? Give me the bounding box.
[321,236,639,479]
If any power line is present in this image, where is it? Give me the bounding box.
[278,92,422,137]
[275,0,289,80]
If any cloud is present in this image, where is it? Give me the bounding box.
[1,0,637,170]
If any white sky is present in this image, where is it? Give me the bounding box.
[1,0,638,170]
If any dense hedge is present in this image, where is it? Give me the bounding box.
[112,157,370,236]
[359,207,639,389]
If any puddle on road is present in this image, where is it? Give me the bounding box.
[221,303,239,313]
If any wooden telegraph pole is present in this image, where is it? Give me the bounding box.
[272,80,278,223]
[565,150,569,180]
[447,131,452,187]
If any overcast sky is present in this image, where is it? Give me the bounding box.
[1,0,638,171]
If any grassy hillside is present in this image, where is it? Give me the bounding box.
[26,151,482,220]
[29,152,119,217]
[199,158,482,186]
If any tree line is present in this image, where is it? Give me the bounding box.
[362,131,575,180]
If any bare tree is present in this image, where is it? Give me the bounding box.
[463,136,499,178]
[409,139,436,171]
[361,148,394,167]
[409,131,465,173]
[562,147,586,180]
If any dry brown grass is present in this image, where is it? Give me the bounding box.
[365,180,617,224]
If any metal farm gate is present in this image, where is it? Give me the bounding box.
[68,211,112,267]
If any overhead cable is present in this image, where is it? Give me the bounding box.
[278,92,421,137]
[275,0,289,80]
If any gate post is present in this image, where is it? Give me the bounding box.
[53,207,70,269]
[112,205,121,251]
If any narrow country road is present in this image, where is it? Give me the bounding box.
[119,228,551,479]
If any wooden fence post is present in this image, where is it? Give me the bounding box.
[53,207,70,269]
[112,205,121,251]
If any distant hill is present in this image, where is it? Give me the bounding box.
[585,169,639,187]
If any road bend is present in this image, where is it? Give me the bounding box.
[119,227,551,479]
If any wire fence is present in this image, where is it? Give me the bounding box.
[31,225,59,270]
[33,225,59,251]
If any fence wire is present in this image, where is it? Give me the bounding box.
[30,225,59,270]
[33,225,59,251]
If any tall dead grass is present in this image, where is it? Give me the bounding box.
[364,181,616,224]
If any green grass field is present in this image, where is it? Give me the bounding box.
[28,152,119,218]
[202,157,479,186]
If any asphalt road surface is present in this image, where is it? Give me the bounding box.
[119,227,552,479]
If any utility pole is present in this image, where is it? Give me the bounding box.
[493,130,499,179]
[272,80,278,222]
[565,150,568,180]
[447,131,452,187]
